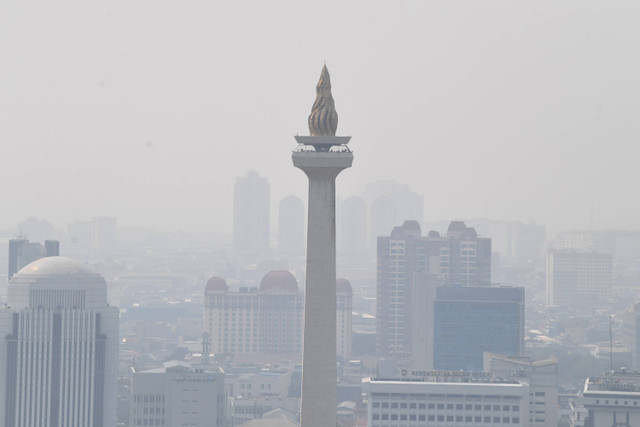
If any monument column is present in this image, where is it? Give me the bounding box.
[292,65,353,427]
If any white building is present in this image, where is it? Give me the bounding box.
[204,272,353,362]
[365,373,530,427]
[579,370,640,427]
[0,256,119,427]
[130,360,226,427]
[547,249,612,308]
[484,352,559,427]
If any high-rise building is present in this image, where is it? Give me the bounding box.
[411,275,525,372]
[0,256,119,426]
[622,303,640,371]
[484,353,559,427]
[547,249,612,308]
[130,361,226,427]
[278,195,305,256]
[339,196,367,255]
[364,373,530,427]
[233,170,270,255]
[91,216,117,255]
[292,64,353,427]
[203,272,352,362]
[376,220,492,357]
[8,238,59,280]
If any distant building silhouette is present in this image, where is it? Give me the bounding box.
[8,238,59,279]
[339,196,367,255]
[233,171,270,256]
[376,220,492,357]
[278,195,305,256]
[546,249,612,308]
[0,257,119,426]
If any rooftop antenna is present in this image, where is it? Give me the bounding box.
[610,314,614,372]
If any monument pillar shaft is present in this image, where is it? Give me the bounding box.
[301,169,339,427]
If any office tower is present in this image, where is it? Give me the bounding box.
[0,256,119,426]
[130,361,226,427]
[364,373,530,427]
[278,195,305,256]
[203,272,352,362]
[377,220,493,358]
[233,170,270,255]
[7,238,59,279]
[16,217,56,243]
[339,196,367,255]
[363,180,424,250]
[579,370,640,426]
[547,249,612,308]
[484,353,559,427]
[292,65,353,427]
[412,284,524,372]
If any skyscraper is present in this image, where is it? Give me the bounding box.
[546,249,612,308]
[278,195,305,256]
[376,220,492,357]
[233,170,270,256]
[0,256,119,426]
[292,65,353,427]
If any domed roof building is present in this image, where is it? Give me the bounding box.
[205,276,228,293]
[259,270,298,293]
[0,256,119,426]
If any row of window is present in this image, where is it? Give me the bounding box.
[372,414,520,423]
[372,402,519,411]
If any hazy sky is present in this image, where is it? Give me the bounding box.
[1,1,639,234]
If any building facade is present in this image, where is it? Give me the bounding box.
[547,249,612,308]
[365,373,530,427]
[130,361,226,427]
[0,256,119,427]
[484,353,559,427]
[203,271,353,362]
[377,221,492,357]
[580,371,640,427]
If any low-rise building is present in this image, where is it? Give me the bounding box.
[364,372,530,427]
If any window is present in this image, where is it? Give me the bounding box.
[512,417,519,423]
[493,417,500,423]
[427,415,434,421]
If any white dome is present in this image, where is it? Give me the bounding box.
[8,256,107,310]
[14,256,97,277]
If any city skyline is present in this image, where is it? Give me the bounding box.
[2,2,639,234]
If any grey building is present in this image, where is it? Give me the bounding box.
[233,170,270,256]
[376,220,492,357]
[8,238,59,279]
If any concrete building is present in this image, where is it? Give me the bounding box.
[580,370,640,427]
[130,361,226,427]
[547,249,612,308]
[364,372,530,427]
[203,272,353,362]
[278,195,305,256]
[377,221,492,358]
[0,256,119,427]
[233,170,270,256]
[411,277,525,372]
[7,238,59,279]
[292,65,353,427]
[484,353,559,427]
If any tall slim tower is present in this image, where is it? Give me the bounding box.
[293,65,353,427]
